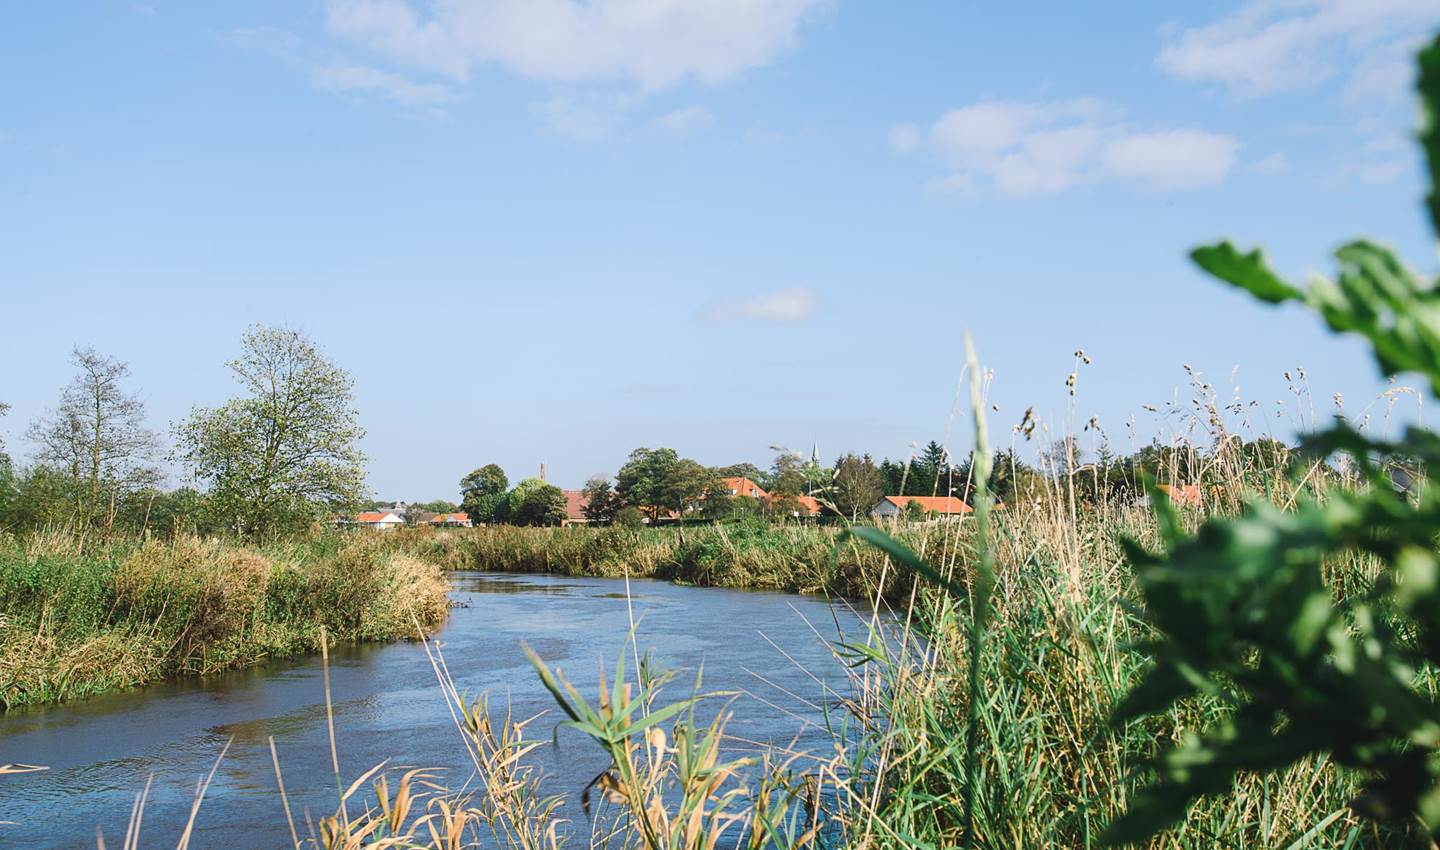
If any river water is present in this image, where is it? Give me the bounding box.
[0,572,869,849]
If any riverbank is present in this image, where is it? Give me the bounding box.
[0,533,449,709]
[0,503,1393,846]
[384,521,939,598]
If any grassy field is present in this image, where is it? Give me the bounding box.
[0,531,450,709]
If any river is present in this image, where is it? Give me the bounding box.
[0,572,870,848]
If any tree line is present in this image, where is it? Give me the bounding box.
[0,326,367,538]
[0,327,1299,538]
[450,433,1295,528]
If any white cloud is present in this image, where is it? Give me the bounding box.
[313,64,459,107]
[888,123,920,153]
[654,105,714,135]
[228,28,457,116]
[1246,151,1292,174]
[696,286,821,322]
[1103,130,1239,189]
[530,91,638,140]
[1157,0,1440,98]
[894,98,1239,196]
[1357,158,1409,183]
[324,0,829,90]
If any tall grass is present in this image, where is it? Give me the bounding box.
[3,377,1409,846]
[387,522,942,599]
[0,531,449,709]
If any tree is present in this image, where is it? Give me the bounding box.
[833,453,884,520]
[173,326,367,537]
[701,494,736,521]
[506,477,567,526]
[582,476,622,523]
[990,449,1042,505]
[0,401,14,528]
[114,486,209,537]
[1041,436,1081,480]
[878,458,906,497]
[613,505,645,530]
[766,451,809,496]
[7,464,76,530]
[404,500,458,525]
[614,448,716,522]
[460,464,509,524]
[27,347,160,529]
[908,440,950,496]
[716,462,763,482]
[764,492,803,522]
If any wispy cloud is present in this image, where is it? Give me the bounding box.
[529,91,638,140]
[654,106,715,135]
[313,64,458,108]
[696,286,822,323]
[227,27,459,117]
[1245,151,1292,175]
[892,98,1238,196]
[323,0,829,90]
[1156,0,1440,99]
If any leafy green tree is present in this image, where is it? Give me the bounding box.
[1127,441,1201,486]
[833,453,884,520]
[701,493,736,521]
[716,462,763,482]
[765,451,809,495]
[613,505,645,530]
[27,347,161,530]
[8,464,76,530]
[614,447,716,522]
[416,499,460,513]
[989,449,1041,505]
[114,486,209,537]
[460,464,509,524]
[506,477,567,526]
[909,440,950,495]
[173,326,366,537]
[582,476,622,523]
[0,401,12,527]
[878,458,906,497]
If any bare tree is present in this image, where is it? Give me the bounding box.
[27,347,160,528]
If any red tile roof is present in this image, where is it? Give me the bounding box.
[563,490,590,521]
[720,476,769,499]
[1156,483,1203,507]
[794,495,822,516]
[880,495,973,515]
[355,511,394,523]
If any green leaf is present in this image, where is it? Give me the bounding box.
[1110,662,1197,725]
[1419,34,1440,238]
[1191,242,1303,305]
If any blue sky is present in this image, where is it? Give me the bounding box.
[3,1,1439,500]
